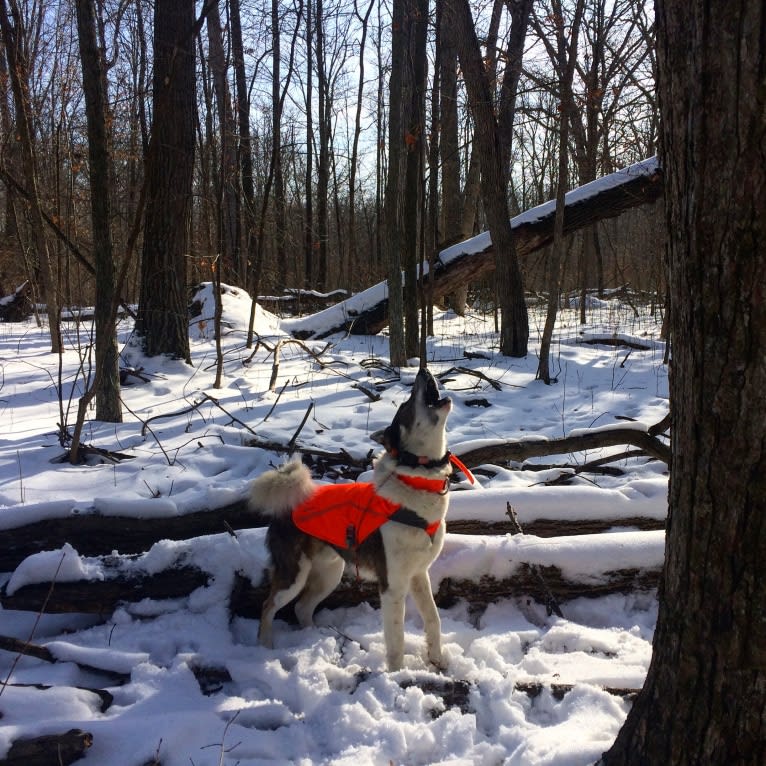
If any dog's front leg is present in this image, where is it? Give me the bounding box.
[410,571,443,669]
[380,586,406,671]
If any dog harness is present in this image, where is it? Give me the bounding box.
[292,473,447,549]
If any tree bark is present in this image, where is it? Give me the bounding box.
[74,0,122,424]
[600,2,766,763]
[136,0,196,363]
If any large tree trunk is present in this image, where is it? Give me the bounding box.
[230,0,255,288]
[136,0,195,363]
[600,2,766,763]
[382,0,407,365]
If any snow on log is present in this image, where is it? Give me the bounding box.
[284,157,663,339]
[0,530,664,616]
[0,468,667,571]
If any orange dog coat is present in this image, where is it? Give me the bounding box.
[292,476,446,549]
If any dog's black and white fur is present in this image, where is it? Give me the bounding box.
[249,368,453,671]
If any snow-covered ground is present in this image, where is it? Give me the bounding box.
[0,285,669,765]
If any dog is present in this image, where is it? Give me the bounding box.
[249,367,472,671]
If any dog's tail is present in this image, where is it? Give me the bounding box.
[249,460,314,516]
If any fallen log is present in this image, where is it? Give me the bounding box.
[0,539,661,618]
[0,420,667,570]
[285,158,663,338]
[0,500,257,571]
[0,492,664,573]
[0,566,209,614]
[0,728,92,766]
[227,564,661,621]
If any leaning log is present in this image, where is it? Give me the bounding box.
[285,158,663,339]
[0,729,92,766]
[0,281,32,322]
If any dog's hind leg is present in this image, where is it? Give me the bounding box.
[259,555,312,649]
[410,571,443,669]
[294,549,345,629]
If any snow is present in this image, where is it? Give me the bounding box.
[0,282,669,764]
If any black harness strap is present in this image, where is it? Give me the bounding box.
[389,507,438,537]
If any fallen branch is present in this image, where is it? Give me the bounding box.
[457,425,670,466]
[0,635,131,684]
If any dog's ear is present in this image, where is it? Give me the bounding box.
[370,424,399,453]
[370,428,386,445]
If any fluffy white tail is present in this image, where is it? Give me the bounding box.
[249,460,314,516]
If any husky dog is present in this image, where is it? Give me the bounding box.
[250,368,462,671]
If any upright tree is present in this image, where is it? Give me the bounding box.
[600,1,766,762]
[445,0,529,357]
[74,0,121,423]
[0,0,62,354]
[136,0,197,362]
[535,0,586,384]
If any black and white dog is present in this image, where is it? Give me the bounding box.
[249,368,468,671]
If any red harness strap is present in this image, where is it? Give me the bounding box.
[291,478,443,548]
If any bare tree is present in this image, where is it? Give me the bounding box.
[0,0,62,353]
[445,0,529,357]
[74,0,121,423]
[136,0,199,362]
[600,1,766,762]
[535,0,586,384]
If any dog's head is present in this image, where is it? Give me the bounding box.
[372,368,452,463]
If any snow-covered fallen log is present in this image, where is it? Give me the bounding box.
[0,460,667,571]
[0,530,664,616]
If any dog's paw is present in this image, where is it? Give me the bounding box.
[428,650,446,673]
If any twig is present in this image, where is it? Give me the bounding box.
[120,395,173,466]
[505,503,564,618]
[351,383,381,402]
[261,379,289,423]
[438,366,505,391]
[287,402,314,454]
